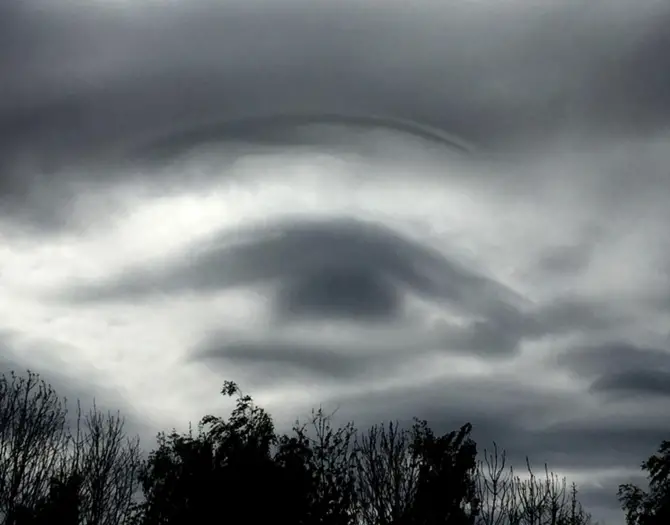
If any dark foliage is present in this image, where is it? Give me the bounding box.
[0,371,141,525]
[619,440,670,525]
[2,369,665,525]
[132,381,584,525]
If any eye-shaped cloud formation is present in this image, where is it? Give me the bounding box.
[276,267,401,323]
[3,3,670,525]
[56,216,529,323]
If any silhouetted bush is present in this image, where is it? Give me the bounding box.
[0,371,141,525]
[619,440,670,525]
[133,380,582,525]
[5,369,668,525]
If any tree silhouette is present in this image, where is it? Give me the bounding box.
[474,443,592,525]
[135,380,305,524]
[0,370,608,525]
[67,402,142,525]
[0,370,142,525]
[619,440,670,525]
[282,407,358,524]
[0,371,70,521]
[22,470,84,525]
[136,382,482,525]
[406,420,478,525]
[354,420,422,524]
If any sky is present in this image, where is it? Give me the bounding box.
[1,1,670,522]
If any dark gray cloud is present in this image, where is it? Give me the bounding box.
[556,341,670,399]
[275,267,401,323]
[535,242,597,277]
[54,216,528,323]
[195,337,394,382]
[526,297,629,339]
[3,3,669,524]
[590,369,670,398]
[192,313,530,385]
[2,0,670,233]
[191,318,525,387]
[559,341,670,373]
[529,423,668,471]
[191,293,643,401]
[293,377,667,473]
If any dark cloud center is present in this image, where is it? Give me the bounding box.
[275,267,401,322]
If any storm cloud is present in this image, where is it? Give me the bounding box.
[2,0,670,230]
[2,2,670,524]
[54,216,528,321]
[557,341,670,399]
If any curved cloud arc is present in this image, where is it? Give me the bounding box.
[127,112,475,164]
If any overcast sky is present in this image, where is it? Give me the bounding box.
[2,1,670,523]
